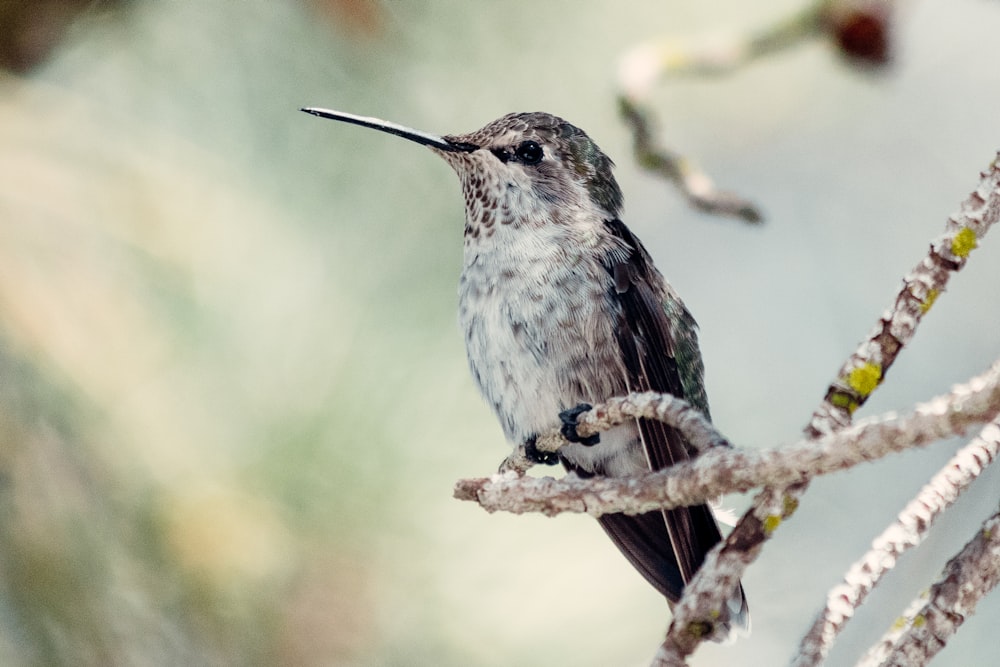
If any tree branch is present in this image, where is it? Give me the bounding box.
[493,391,729,476]
[855,506,1000,667]
[791,420,1000,666]
[617,1,898,223]
[654,152,1000,660]
[618,96,764,223]
[807,185,999,437]
[455,362,1000,517]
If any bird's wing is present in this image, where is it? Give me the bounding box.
[599,219,726,593]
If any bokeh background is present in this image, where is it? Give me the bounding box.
[1,1,998,665]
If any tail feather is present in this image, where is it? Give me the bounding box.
[598,510,750,641]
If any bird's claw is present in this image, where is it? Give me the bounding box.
[524,435,560,465]
[559,403,600,446]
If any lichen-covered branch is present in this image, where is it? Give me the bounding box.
[807,157,1000,435]
[455,362,1000,517]
[791,420,1000,667]
[653,152,1000,662]
[855,507,1000,667]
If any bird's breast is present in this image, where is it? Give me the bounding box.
[458,229,636,470]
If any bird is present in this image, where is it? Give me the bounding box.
[302,107,749,639]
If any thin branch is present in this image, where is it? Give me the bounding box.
[650,643,687,667]
[572,391,732,451]
[809,156,1000,435]
[856,506,1000,667]
[455,362,1000,517]
[654,152,1000,661]
[617,1,897,224]
[618,1,896,97]
[791,420,1000,667]
[618,4,825,98]
[618,96,764,223]
[495,391,728,476]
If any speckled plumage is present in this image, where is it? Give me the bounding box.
[439,115,639,475]
[303,107,748,639]
[438,112,746,638]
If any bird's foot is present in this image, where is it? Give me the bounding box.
[523,435,560,465]
[559,403,600,446]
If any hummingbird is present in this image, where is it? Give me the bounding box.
[302,107,749,639]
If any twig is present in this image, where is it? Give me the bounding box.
[856,506,1000,667]
[455,361,1000,516]
[654,152,1000,662]
[791,420,1000,666]
[618,1,896,98]
[495,391,728,476]
[618,97,764,223]
[571,391,732,451]
[807,159,1000,435]
[617,4,825,98]
[617,1,898,225]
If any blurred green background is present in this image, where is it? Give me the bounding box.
[1,1,998,665]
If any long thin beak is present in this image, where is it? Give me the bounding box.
[301,107,477,152]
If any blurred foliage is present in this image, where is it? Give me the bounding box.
[0,1,998,666]
[0,0,124,72]
[0,2,398,664]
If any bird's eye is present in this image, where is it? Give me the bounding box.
[515,140,544,165]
